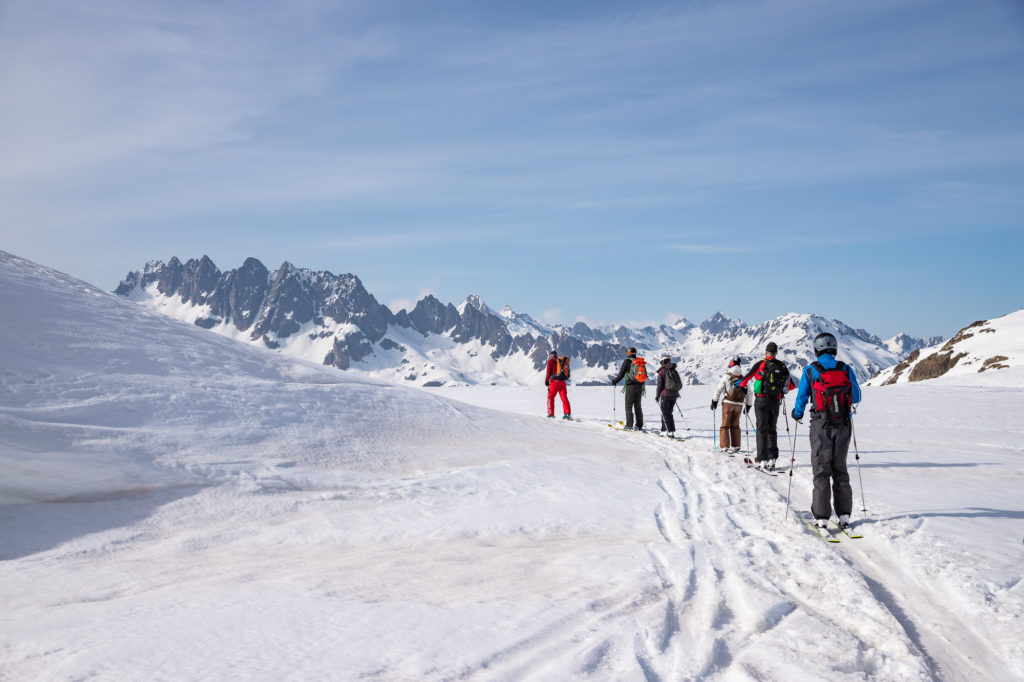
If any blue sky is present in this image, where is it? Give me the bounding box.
[2,0,1022,339]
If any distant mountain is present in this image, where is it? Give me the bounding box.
[114,256,941,386]
[867,309,1024,386]
[883,332,945,357]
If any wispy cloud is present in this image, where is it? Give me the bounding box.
[2,0,1022,338]
[669,244,733,254]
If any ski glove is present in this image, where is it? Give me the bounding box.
[791,409,802,424]
[744,405,750,415]
[545,380,549,387]
[710,400,718,410]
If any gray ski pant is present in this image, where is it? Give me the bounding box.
[809,414,854,520]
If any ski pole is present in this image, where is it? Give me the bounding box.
[712,407,717,448]
[612,385,617,425]
[675,402,690,431]
[782,396,793,455]
[745,410,752,460]
[784,420,799,521]
[851,415,867,513]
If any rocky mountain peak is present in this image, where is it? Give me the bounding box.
[459,295,491,315]
[699,312,742,335]
[114,255,947,387]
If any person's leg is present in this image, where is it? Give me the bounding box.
[557,382,571,416]
[633,385,644,429]
[624,385,637,428]
[725,404,741,448]
[765,398,780,460]
[754,398,770,461]
[661,397,676,433]
[831,423,854,516]
[810,418,835,520]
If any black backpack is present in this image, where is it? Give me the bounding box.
[760,358,789,399]
[664,366,682,392]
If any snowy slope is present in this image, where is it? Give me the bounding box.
[2,252,1022,681]
[867,308,1024,387]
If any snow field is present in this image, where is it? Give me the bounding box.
[2,252,1022,680]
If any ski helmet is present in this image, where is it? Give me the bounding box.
[813,332,838,356]
[728,357,742,367]
[661,355,672,366]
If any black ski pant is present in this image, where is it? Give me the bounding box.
[754,396,781,462]
[809,415,853,520]
[659,396,676,432]
[623,383,644,429]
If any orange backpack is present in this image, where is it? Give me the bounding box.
[632,357,647,383]
[557,356,570,378]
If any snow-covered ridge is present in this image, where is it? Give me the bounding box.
[866,308,1024,386]
[114,255,941,387]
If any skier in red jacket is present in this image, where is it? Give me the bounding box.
[545,350,572,419]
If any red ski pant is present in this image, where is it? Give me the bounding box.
[547,380,571,416]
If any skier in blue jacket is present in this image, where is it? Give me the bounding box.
[791,332,862,530]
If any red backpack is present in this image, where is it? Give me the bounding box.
[811,361,853,426]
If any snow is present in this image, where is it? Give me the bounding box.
[2,250,1023,681]
[869,308,1024,387]
[118,260,927,388]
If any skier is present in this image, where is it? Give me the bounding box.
[738,342,795,469]
[791,332,862,529]
[656,355,682,438]
[710,357,753,453]
[544,350,572,419]
[611,347,646,430]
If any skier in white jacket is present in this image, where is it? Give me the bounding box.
[711,358,755,453]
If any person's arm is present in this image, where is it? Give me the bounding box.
[712,375,727,402]
[612,358,629,384]
[737,361,761,388]
[792,368,812,420]
[848,365,862,404]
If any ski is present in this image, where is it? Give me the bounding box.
[830,519,863,539]
[747,463,779,477]
[799,511,840,543]
[609,424,687,443]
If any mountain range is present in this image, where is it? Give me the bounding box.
[114,256,943,387]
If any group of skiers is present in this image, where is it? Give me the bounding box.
[544,333,862,530]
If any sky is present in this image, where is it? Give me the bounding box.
[1,0,1022,339]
